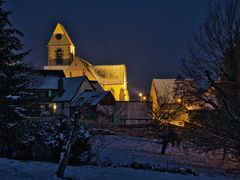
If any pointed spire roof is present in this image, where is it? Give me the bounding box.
[48,23,74,46]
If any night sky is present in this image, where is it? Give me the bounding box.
[5,0,214,98]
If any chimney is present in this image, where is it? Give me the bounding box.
[58,78,64,96]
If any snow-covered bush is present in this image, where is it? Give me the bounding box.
[0,115,93,164]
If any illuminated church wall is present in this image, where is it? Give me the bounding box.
[64,57,96,81]
[101,84,129,101]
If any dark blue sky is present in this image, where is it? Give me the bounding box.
[5,0,213,97]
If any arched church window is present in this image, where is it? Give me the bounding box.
[56,49,63,65]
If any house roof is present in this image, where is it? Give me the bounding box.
[90,81,104,91]
[71,91,111,106]
[33,75,86,102]
[36,70,65,77]
[53,77,86,102]
[152,79,176,103]
[33,76,59,90]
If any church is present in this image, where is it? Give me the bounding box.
[44,23,129,101]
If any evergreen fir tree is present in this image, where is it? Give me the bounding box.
[0,0,33,158]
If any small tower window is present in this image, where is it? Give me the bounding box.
[56,49,63,65]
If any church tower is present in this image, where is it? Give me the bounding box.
[44,23,130,101]
[47,23,75,66]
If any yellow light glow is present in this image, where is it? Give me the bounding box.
[70,45,75,55]
[53,103,57,111]
[143,96,147,101]
[139,93,143,97]
[177,98,181,103]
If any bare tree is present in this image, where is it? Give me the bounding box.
[181,0,240,161]
[152,103,184,154]
[99,103,123,125]
[151,81,188,154]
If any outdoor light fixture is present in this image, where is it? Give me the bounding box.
[53,103,57,111]
[139,93,143,101]
[177,98,181,103]
[143,96,147,101]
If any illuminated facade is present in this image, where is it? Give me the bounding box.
[44,23,129,101]
[149,79,189,127]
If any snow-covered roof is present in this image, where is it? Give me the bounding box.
[90,81,104,91]
[53,77,86,102]
[152,79,176,103]
[33,75,86,102]
[33,76,59,90]
[44,65,69,71]
[91,65,126,85]
[71,91,110,106]
[37,69,65,77]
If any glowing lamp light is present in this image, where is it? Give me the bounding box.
[176,98,182,103]
[138,93,143,101]
[143,96,147,101]
[53,103,57,111]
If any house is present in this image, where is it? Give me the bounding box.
[33,74,116,119]
[149,78,190,126]
[33,76,94,117]
[70,91,115,120]
[149,79,176,112]
[116,101,152,127]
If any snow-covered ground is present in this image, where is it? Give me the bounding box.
[0,135,239,179]
[0,158,236,180]
[92,135,239,178]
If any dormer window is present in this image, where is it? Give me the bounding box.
[56,49,63,65]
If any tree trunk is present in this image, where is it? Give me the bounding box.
[56,115,79,178]
[161,142,168,155]
[222,148,227,160]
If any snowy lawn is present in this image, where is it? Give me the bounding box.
[0,158,236,180]
[92,135,240,178]
[0,134,239,179]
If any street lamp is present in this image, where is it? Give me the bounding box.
[139,93,143,101]
[176,98,181,103]
[143,96,147,101]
